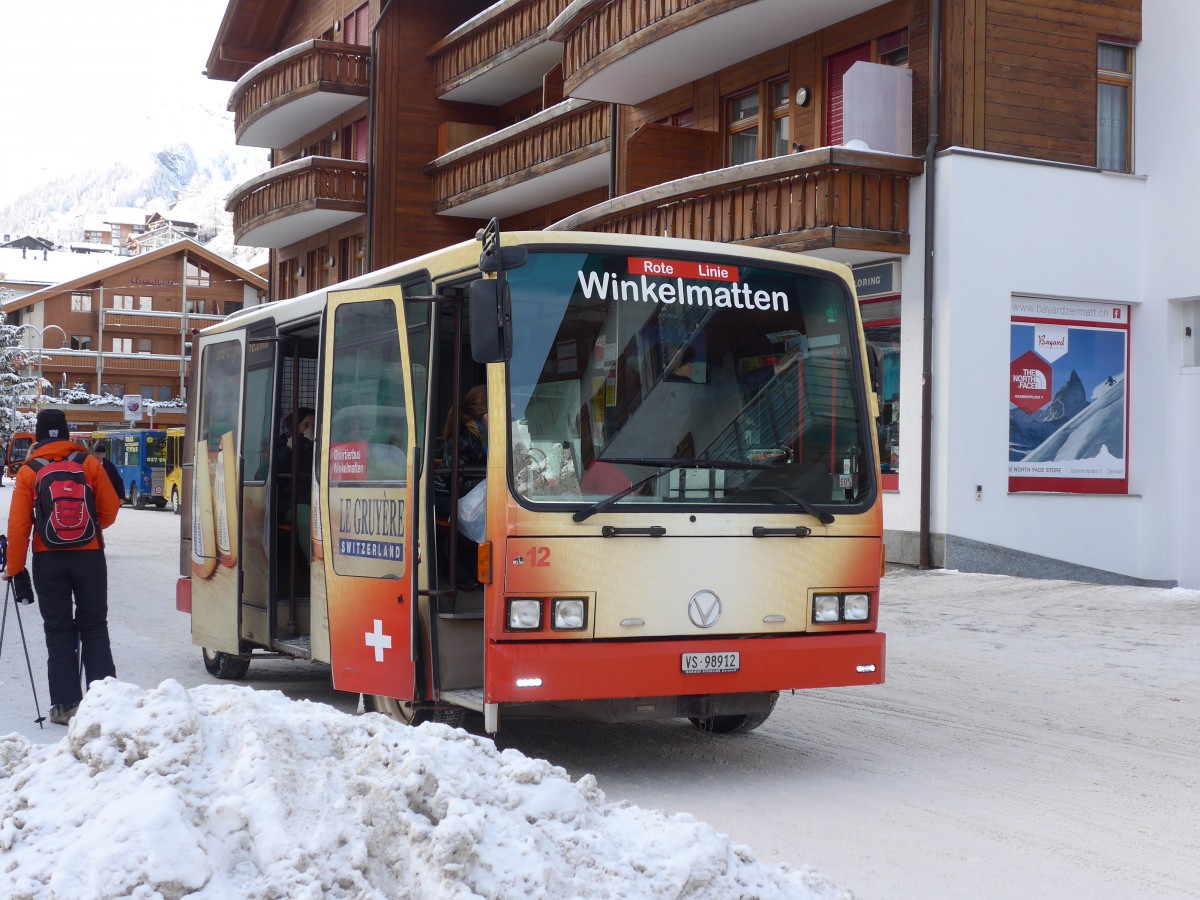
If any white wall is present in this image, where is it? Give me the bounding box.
[875,4,1200,585]
[888,150,1167,581]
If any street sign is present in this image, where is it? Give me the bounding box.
[123,394,143,423]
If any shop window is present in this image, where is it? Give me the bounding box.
[861,297,901,488]
[725,77,790,165]
[1009,296,1130,494]
[1098,42,1134,173]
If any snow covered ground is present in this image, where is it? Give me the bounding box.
[2,483,1199,897]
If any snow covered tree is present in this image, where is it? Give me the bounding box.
[0,317,44,442]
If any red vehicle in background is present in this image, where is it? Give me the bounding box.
[5,431,35,480]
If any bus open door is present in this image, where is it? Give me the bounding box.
[187,334,246,673]
[317,288,419,708]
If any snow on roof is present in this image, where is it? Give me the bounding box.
[0,247,117,287]
[0,680,844,898]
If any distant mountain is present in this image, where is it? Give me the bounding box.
[1024,375,1125,464]
[0,130,268,270]
[1009,369,1091,461]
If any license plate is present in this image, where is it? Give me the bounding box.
[681,651,740,674]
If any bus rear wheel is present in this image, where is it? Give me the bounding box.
[365,695,466,728]
[202,648,251,680]
[688,692,778,734]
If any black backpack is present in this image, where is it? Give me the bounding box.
[27,451,99,549]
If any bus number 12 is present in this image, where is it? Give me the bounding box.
[524,546,550,567]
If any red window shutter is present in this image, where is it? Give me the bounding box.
[353,118,368,162]
[826,43,871,146]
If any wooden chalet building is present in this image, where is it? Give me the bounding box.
[204,2,1200,588]
[3,239,266,428]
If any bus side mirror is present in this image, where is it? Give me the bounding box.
[469,278,512,363]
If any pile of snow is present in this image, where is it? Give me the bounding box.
[0,680,848,899]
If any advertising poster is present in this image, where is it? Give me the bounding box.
[1008,297,1130,494]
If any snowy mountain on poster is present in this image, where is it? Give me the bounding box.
[1022,375,1125,464]
[1008,369,1091,460]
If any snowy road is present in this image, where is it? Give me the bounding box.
[2,487,1198,899]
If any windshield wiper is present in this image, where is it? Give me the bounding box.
[572,456,773,523]
[760,485,836,524]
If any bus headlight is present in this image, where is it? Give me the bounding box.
[551,598,587,631]
[812,593,872,623]
[506,598,542,630]
[813,594,841,623]
[844,594,870,621]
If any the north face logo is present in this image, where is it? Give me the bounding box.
[28,451,98,548]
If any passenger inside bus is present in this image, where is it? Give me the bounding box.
[436,385,487,589]
[275,407,314,562]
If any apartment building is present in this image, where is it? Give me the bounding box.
[3,238,266,410]
[204,0,1200,587]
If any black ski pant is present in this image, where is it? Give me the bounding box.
[32,549,115,709]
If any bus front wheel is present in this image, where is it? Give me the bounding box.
[688,692,778,735]
[171,487,181,514]
[365,695,466,728]
[130,484,147,509]
[202,648,251,680]
[153,497,167,509]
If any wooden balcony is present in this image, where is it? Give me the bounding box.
[431,0,570,105]
[100,354,185,376]
[230,40,369,149]
[428,99,610,219]
[42,350,99,373]
[550,0,886,104]
[101,310,184,332]
[227,157,367,249]
[549,147,923,255]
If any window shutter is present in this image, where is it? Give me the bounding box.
[826,43,871,146]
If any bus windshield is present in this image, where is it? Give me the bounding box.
[506,249,874,512]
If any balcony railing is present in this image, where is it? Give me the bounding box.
[550,0,884,104]
[230,40,370,149]
[549,147,923,254]
[227,157,368,248]
[432,0,570,105]
[428,99,610,218]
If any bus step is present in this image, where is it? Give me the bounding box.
[272,635,312,658]
[438,610,484,620]
[440,688,484,712]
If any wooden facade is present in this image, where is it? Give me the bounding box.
[208,0,1142,292]
[4,242,265,403]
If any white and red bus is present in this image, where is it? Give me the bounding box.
[177,223,885,733]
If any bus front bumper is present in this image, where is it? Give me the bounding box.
[484,631,884,704]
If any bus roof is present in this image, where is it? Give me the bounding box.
[201,230,853,339]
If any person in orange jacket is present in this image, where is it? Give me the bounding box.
[3,409,121,725]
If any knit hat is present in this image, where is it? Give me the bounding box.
[35,408,70,442]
